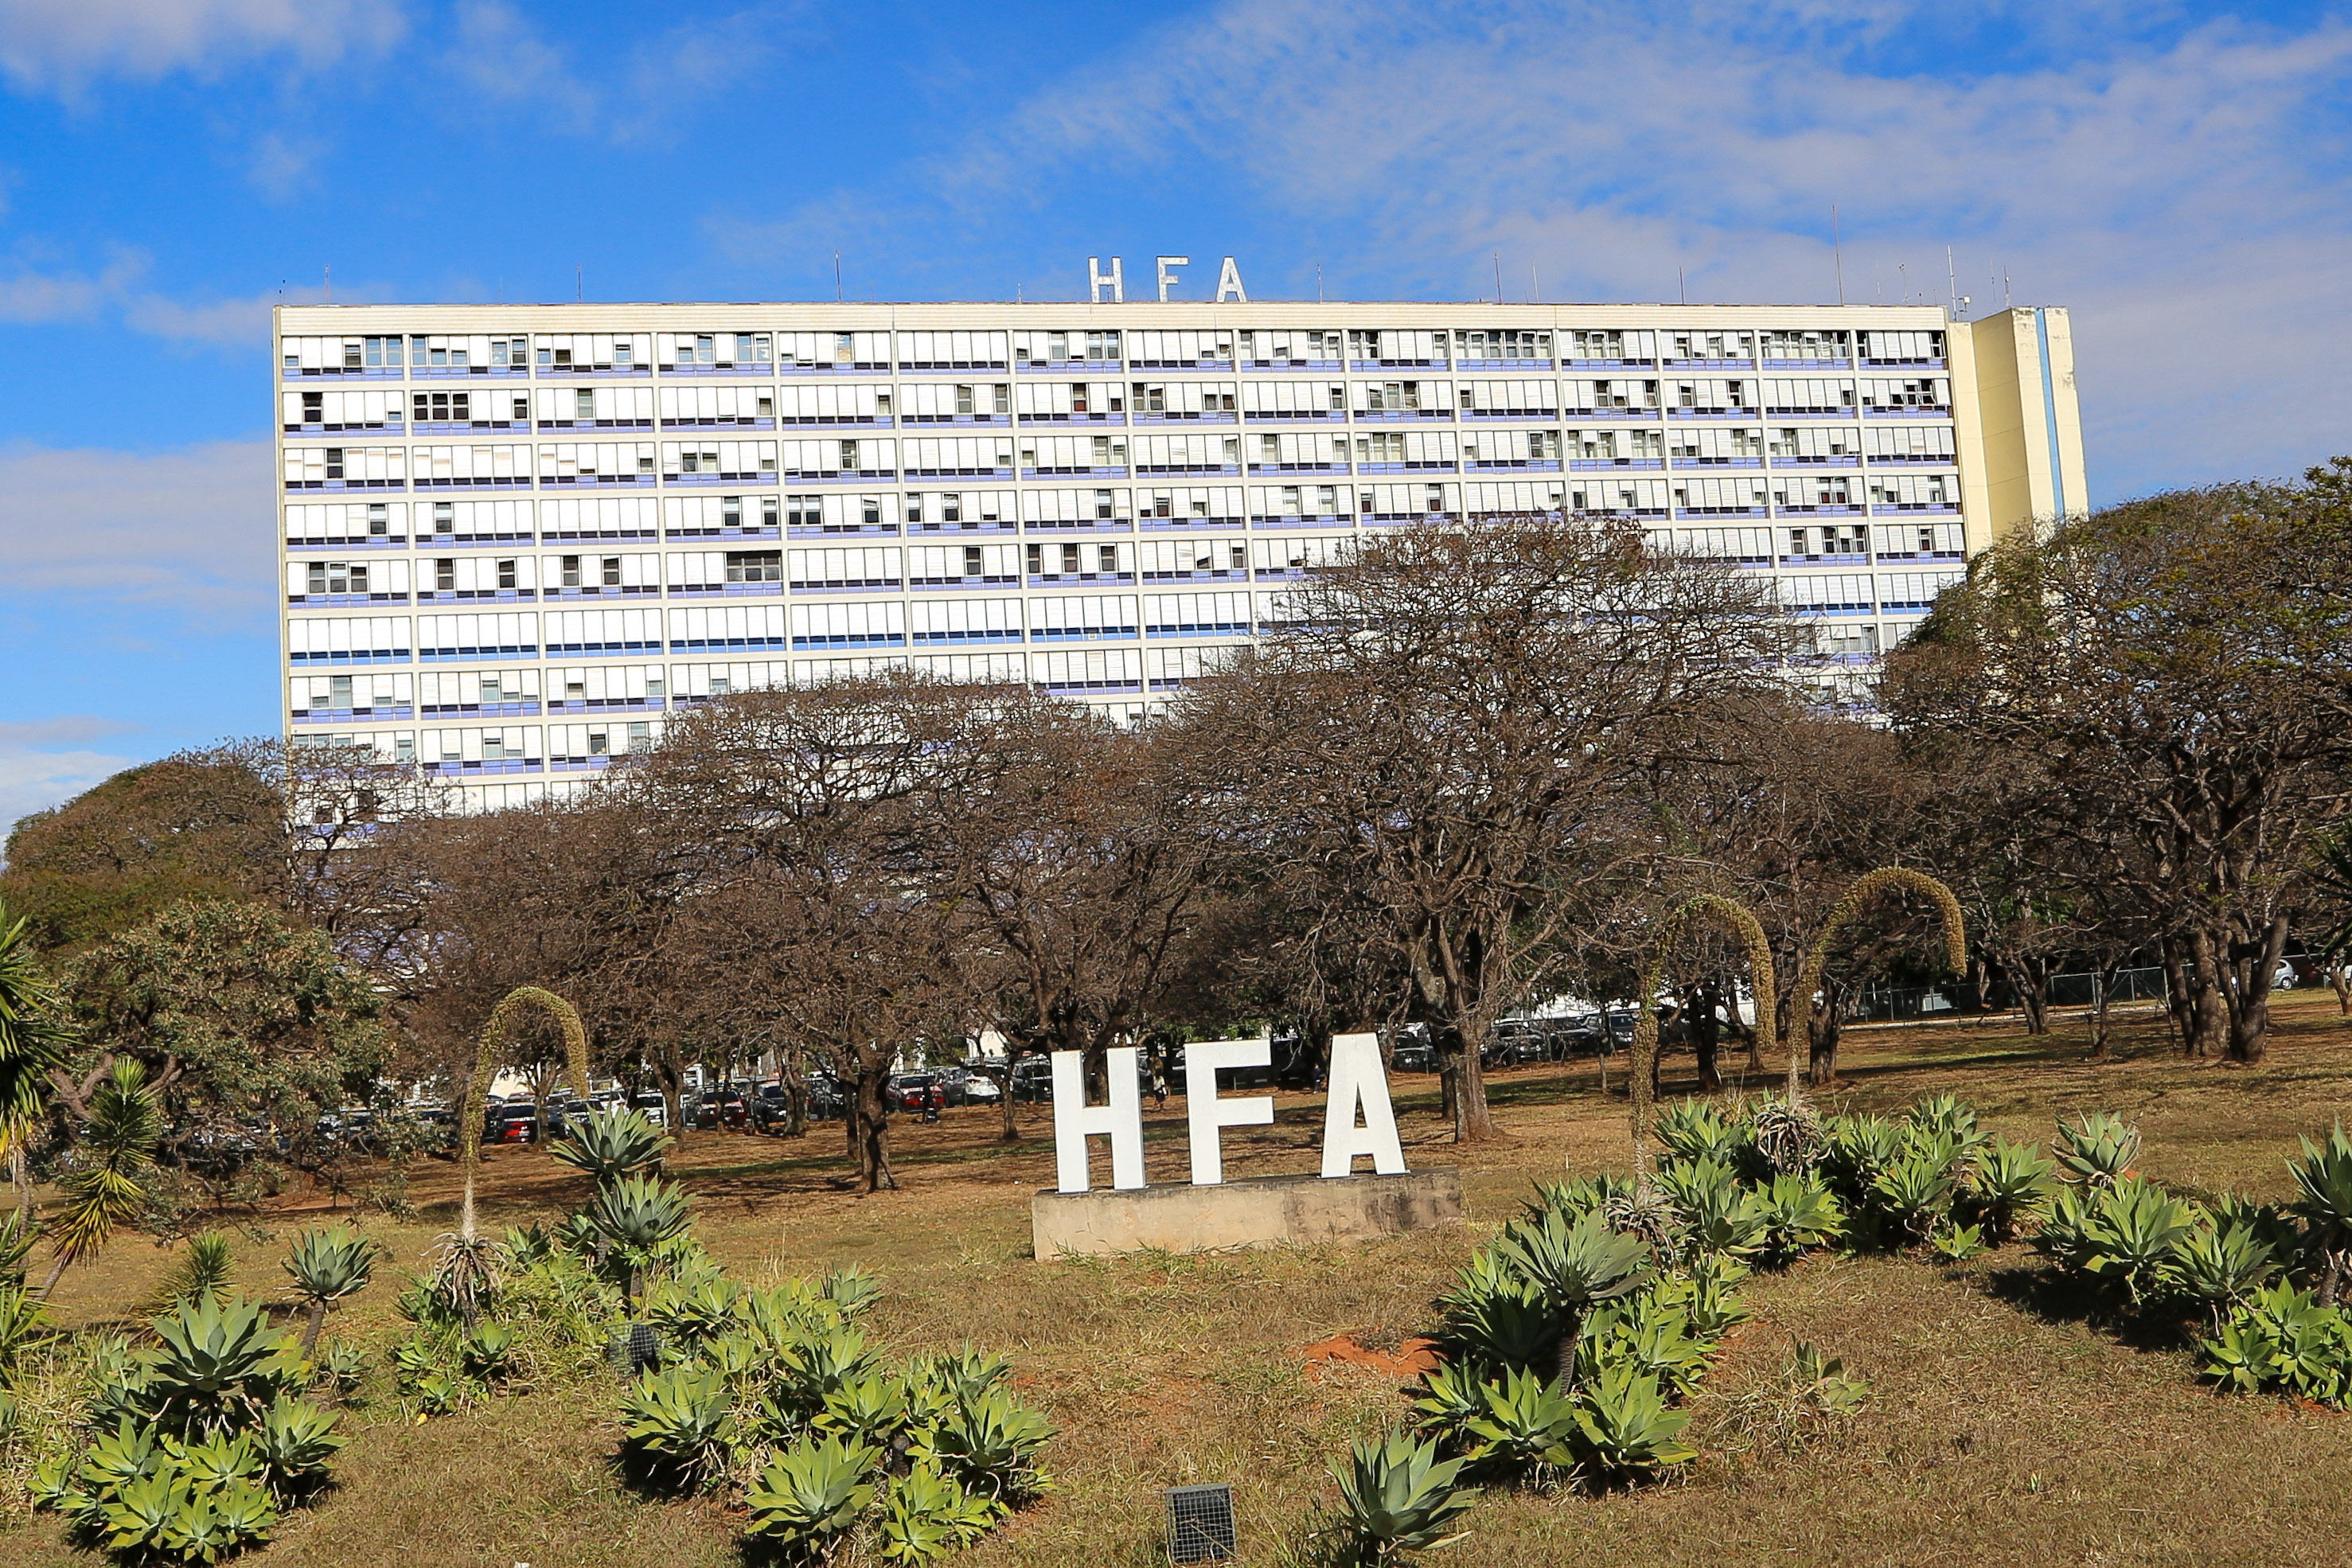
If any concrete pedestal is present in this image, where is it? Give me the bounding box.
[1030,1168,1464,1258]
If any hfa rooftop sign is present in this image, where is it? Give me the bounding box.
[1084,255,1249,303]
[1051,1033,1405,1193]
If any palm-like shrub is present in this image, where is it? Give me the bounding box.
[283,1227,378,1355]
[1744,1095,1825,1176]
[0,903,68,1181]
[0,1285,53,1383]
[253,1396,344,1500]
[551,1106,672,1190]
[1492,1208,1652,1390]
[41,1059,160,1295]
[1409,1359,1493,1451]
[1658,1157,1767,1261]
[1324,1431,1478,1567]
[2200,1280,2352,1403]
[148,1233,236,1316]
[1867,1137,1961,1246]
[816,1369,914,1450]
[1820,1113,1902,1207]
[746,1434,880,1562]
[1577,1293,1710,1397]
[2055,1112,2140,1190]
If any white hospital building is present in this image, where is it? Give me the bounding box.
[275,286,2085,807]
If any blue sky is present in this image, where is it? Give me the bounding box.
[2,0,2348,830]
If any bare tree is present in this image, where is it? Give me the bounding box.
[1174,513,1788,1141]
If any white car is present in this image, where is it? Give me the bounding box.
[2273,960,2297,991]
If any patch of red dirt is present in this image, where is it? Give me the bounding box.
[1301,1332,1441,1382]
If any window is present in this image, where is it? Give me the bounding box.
[601,556,622,586]
[364,336,402,368]
[435,559,455,591]
[561,555,583,587]
[367,503,388,536]
[495,559,517,590]
[963,545,983,575]
[302,391,323,423]
[943,493,963,523]
[1098,544,1117,573]
[1094,490,1116,520]
[575,389,594,420]
[725,550,782,583]
[325,448,345,480]
[433,501,454,532]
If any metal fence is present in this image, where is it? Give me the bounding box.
[1847,964,2175,1024]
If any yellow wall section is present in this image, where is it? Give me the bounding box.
[1966,306,2086,541]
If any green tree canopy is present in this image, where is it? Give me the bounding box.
[59,900,388,1158]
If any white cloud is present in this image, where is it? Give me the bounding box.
[0,719,136,841]
[724,2,2352,497]
[0,0,404,91]
[444,1,594,129]
[0,439,273,614]
[0,248,146,324]
[121,287,281,347]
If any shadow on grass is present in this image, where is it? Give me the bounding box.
[1979,1260,2200,1355]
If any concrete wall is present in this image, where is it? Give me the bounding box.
[1966,306,2089,542]
[1030,1168,1464,1257]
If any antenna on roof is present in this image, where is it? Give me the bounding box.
[1679,266,1687,306]
[834,251,843,303]
[576,264,583,302]
[1946,245,1959,318]
[323,264,330,304]
[1492,252,1503,304]
[1832,205,1844,306]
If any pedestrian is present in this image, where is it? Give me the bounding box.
[1150,1065,1168,1110]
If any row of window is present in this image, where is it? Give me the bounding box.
[284,379,1954,432]
[284,474,1959,555]
[284,568,1965,669]
[282,328,1947,376]
[283,427,1957,493]
[287,518,1963,607]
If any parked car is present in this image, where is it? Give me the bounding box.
[887,1073,943,1114]
[487,1103,539,1144]
[958,1065,1004,1104]
[2274,959,2299,991]
[630,1092,669,1126]
[1008,1059,1055,1103]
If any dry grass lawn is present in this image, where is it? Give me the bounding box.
[10,993,2352,1567]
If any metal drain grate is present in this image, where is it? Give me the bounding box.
[1164,1483,1236,1562]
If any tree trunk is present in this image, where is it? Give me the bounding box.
[997,1062,1021,1142]
[2225,915,2289,1064]
[2088,959,2124,1061]
[10,1145,30,1230]
[658,1061,686,1147]
[2186,930,2231,1059]
[301,1299,328,1356]
[2159,934,2192,1050]
[1691,983,1722,1093]
[2331,964,2352,1017]
[854,1071,896,1192]
[2016,960,2050,1036]
[1440,1021,1500,1141]
[1808,981,1847,1086]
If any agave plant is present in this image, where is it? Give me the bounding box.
[817,1369,915,1452]
[879,1461,1002,1563]
[1751,1173,1845,1266]
[254,1396,343,1498]
[426,1233,500,1329]
[2171,1216,2279,1328]
[1867,1139,1961,1246]
[2075,1176,2198,1309]
[823,1266,883,1317]
[2288,1125,2352,1303]
[1567,1362,1695,1487]
[283,1227,380,1355]
[0,1285,53,1383]
[915,1387,1052,1503]
[551,1105,673,1191]
[462,1321,518,1381]
[1435,1250,1560,1371]
[1820,1113,1903,1207]
[1658,1157,1767,1262]
[1492,1208,1652,1391]
[1324,1431,1478,1567]
[146,1293,302,1437]
[1460,1365,1579,1477]
[1409,1358,1494,1451]
[1578,1293,1710,1397]
[1653,1099,1741,1168]
[746,1433,880,1561]
[2055,1112,2140,1190]
[621,1366,736,1491]
[1967,1137,2058,1245]
[2200,1279,2352,1402]
[645,1268,741,1349]
[590,1175,693,1304]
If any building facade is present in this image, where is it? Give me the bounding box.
[274,298,2084,809]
